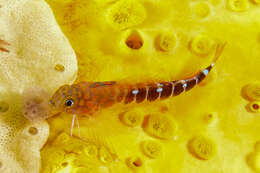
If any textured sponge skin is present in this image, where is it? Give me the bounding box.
[42,0,260,172]
[0,0,77,173]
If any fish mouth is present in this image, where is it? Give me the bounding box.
[48,108,61,118]
[48,101,61,117]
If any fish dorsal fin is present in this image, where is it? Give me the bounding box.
[88,81,116,88]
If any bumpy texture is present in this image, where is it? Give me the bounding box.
[41,0,260,172]
[42,0,260,172]
[0,0,77,172]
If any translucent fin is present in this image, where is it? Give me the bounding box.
[70,114,76,136]
[76,115,81,138]
[212,42,227,66]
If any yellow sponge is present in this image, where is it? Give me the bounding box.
[0,0,253,172]
[42,0,260,172]
[106,0,146,30]
[188,136,217,160]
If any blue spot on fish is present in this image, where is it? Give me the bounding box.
[156,88,163,93]
[132,89,139,95]
[203,69,209,75]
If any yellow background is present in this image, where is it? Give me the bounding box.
[41,0,260,172]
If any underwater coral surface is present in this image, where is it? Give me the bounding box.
[0,0,260,172]
[0,0,77,172]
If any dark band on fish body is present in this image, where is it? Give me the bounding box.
[147,86,160,101]
[160,82,173,99]
[197,65,213,83]
[185,79,197,91]
[196,72,206,83]
[124,88,135,104]
[136,87,147,103]
[173,82,184,96]
[206,65,213,72]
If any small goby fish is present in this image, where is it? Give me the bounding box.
[50,43,226,116]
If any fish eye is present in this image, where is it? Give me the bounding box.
[65,99,74,107]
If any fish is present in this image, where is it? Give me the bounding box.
[49,43,226,117]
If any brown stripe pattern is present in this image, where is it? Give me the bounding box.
[122,64,214,104]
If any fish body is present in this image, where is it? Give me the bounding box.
[50,43,226,116]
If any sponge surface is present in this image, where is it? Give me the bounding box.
[0,0,77,172]
[42,0,260,172]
